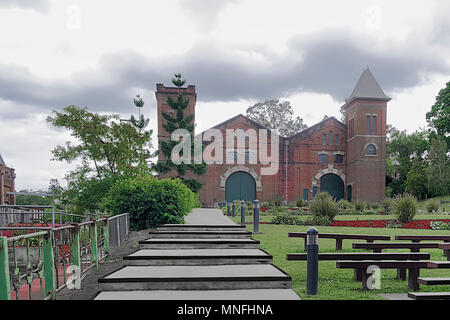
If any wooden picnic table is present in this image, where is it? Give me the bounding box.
[438,243,450,261]
[336,260,429,291]
[352,242,441,253]
[288,232,390,251]
[286,252,430,281]
[395,235,450,243]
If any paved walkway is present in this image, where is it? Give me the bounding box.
[184,208,236,225]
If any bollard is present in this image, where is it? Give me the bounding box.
[253,200,260,233]
[241,201,246,225]
[227,202,230,216]
[232,201,236,217]
[306,227,319,295]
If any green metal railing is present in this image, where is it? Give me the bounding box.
[0,214,123,300]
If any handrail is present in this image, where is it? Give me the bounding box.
[0,212,129,300]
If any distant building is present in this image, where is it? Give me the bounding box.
[156,68,389,207]
[0,153,15,205]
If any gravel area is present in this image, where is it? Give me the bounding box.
[55,228,153,300]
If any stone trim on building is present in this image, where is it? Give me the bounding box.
[312,164,346,186]
[220,165,263,191]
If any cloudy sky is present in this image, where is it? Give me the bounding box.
[0,0,449,191]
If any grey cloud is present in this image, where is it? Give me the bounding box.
[0,29,449,118]
[178,0,240,30]
[0,0,50,14]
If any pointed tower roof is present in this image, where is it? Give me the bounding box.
[0,153,5,166]
[345,67,391,104]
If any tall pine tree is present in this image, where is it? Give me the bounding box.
[153,74,206,192]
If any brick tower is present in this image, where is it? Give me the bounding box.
[155,83,197,161]
[342,67,390,202]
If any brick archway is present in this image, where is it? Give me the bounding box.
[312,164,346,186]
[220,165,262,191]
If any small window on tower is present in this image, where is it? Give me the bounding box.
[335,134,339,145]
[365,144,376,155]
[322,134,327,145]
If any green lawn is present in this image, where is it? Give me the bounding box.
[238,222,450,300]
[230,213,450,223]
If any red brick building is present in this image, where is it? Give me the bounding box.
[156,68,390,207]
[0,153,15,205]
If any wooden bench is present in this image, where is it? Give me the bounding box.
[418,277,450,285]
[336,260,429,291]
[286,252,430,281]
[288,232,391,251]
[427,261,450,269]
[439,243,450,261]
[396,235,450,243]
[408,292,450,300]
[352,242,440,253]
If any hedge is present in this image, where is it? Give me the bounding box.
[104,175,201,230]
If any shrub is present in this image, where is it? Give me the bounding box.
[382,198,393,213]
[296,198,308,208]
[303,215,332,226]
[371,202,381,210]
[309,192,338,222]
[354,200,366,212]
[337,199,352,210]
[430,221,450,230]
[365,202,372,210]
[104,176,199,230]
[271,213,303,225]
[393,194,418,223]
[426,199,440,213]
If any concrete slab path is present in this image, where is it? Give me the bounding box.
[184,208,235,225]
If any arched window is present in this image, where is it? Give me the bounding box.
[365,144,376,155]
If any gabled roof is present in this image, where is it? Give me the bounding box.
[288,116,346,141]
[345,67,391,104]
[196,113,272,137]
[0,153,5,166]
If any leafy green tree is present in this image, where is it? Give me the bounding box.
[47,105,154,214]
[405,159,428,200]
[426,136,450,197]
[386,129,429,196]
[153,74,206,192]
[426,81,450,148]
[246,99,308,137]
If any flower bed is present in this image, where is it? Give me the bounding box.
[330,219,450,229]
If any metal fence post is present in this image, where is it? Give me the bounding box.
[232,201,236,217]
[227,202,230,216]
[103,218,110,261]
[0,236,11,300]
[116,217,120,247]
[71,224,80,268]
[306,227,319,295]
[51,207,55,229]
[91,220,98,271]
[253,200,260,234]
[43,231,56,300]
[241,201,245,225]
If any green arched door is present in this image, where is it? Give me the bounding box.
[320,173,344,200]
[225,171,256,202]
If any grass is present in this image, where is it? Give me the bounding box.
[230,213,450,223]
[235,222,450,300]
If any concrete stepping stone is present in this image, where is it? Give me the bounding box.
[94,289,300,300]
[148,230,253,239]
[98,264,292,291]
[157,224,246,232]
[139,238,261,249]
[123,249,273,266]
